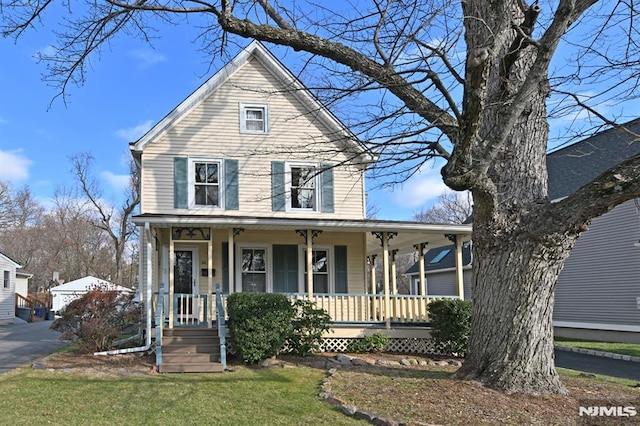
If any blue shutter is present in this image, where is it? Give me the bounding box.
[273,245,299,293]
[335,245,348,293]
[225,159,239,210]
[272,161,286,211]
[174,157,188,209]
[320,163,334,213]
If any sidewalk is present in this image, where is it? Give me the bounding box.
[0,320,64,374]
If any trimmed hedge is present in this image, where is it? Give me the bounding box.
[227,293,295,364]
[428,298,471,356]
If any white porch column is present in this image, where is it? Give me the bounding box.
[382,232,391,329]
[208,228,213,328]
[306,229,313,299]
[417,243,426,296]
[455,235,465,300]
[390,249,398,295]
[168,236,175,329]
[227,228,235,294]
[369,255,377,321]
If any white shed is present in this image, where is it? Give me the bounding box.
[0,252,21,325]
[51,276,131,313]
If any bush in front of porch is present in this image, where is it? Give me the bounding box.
[227,293,295,364]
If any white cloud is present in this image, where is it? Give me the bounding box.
[101,171,130,191]
[115,120,153,141]
[0,117,8,125]
[0,149,31,182]
[128,48,167,69]
[35,45,57,60]
[391,166,448,209]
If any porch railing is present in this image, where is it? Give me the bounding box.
[153,291,456,325]
[215,284,227,370]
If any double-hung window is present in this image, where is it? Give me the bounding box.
[241,248,267,293]
[240,103,269,134]
[288,164,318,211]
[190,159,223,209]
[303,249,331,293]
[2,271,9,289]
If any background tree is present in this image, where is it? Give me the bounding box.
[413,190,473,224]
[70,153,140,284]
[2,1,640,395]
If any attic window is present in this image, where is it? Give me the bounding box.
[240,103,269,134]
[429,249,451,264]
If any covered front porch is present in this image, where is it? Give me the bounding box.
[137,215,472,329]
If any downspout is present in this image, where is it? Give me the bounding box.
[95,222,153,356]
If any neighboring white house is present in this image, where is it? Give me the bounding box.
[14,271,32,299]
[0,251,21,325]
[51,276,132,313]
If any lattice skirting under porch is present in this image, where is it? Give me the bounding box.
[321,337,446,355]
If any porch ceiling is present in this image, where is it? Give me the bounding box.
[132,214,472,255]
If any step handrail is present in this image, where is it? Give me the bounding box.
[155,282,165,369]
[215,283,227,370]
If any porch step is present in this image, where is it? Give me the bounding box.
[160,328,224,373]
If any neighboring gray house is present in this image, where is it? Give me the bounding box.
[406,118,640,343]
[0,251,21,325]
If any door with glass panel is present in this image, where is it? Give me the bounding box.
[174,248,199,320]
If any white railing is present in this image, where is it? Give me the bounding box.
[154,292,458,325]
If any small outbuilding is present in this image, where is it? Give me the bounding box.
[51,276,131,313]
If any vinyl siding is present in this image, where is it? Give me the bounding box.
[145,228,366,295]
[554,200,640,328]
[415,269,472,300]
[140,56,366,219]
[0,257,16,322]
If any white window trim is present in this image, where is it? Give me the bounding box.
[2,270,9,290]
[235,244,271,293]
[239,103,269,134]
[298,246,333,293]
[188,157,224,210]
[285,162,320,212]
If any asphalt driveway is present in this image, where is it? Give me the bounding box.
[0,320,64,374]
[555,349,640,382]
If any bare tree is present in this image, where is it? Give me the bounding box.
[70,153,140,285]
[413,190,472,224]
[3,0,640,394]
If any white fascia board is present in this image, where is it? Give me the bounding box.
[132,214,472,233]
[0,252,21,268]
[131,42,261,152]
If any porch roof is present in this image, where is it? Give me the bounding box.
[132,214,472,255]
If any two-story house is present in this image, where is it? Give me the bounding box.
[130,41,471,371]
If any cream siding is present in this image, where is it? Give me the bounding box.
[140,57,366,219]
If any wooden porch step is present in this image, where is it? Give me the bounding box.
[160,327,224,373]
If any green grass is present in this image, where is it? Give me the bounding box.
[0,367,364,425]
[555,337,640,358]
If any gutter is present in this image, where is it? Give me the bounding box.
[95,222,153,356]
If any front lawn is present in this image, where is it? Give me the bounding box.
[555,337,640,358]
[0,367,363,425]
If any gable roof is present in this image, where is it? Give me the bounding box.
[0,251,21,268]
[130,40,375,164]
[547,118,640,200]
[404,244,472,275]
[50,276,131,293]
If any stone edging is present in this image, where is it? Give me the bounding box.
[555,345,640,363]
[315,354,453,426]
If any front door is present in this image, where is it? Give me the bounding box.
[174,248,199,319]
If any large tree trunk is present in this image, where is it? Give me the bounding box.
[455,226,578,394]
[450,0,578,394]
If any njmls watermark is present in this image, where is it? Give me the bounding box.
[578,399,640,424]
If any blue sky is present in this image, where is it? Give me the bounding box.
[0,24,451,221]
[0,6,637,221]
